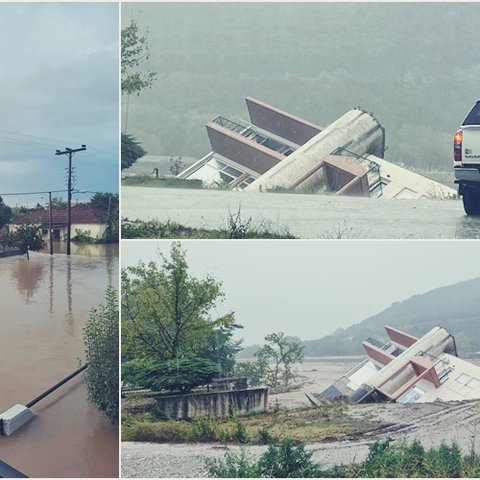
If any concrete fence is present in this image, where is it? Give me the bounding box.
[0,248,21,258]
[125,387,269,420]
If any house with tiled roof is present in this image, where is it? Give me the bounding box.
[10,203,109,241]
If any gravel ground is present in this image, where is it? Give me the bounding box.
[122,399,480,477]
[122,356,480,477]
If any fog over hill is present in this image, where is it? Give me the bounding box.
[239,278,480,357]
[123,3,479,173]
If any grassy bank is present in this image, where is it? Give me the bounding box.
[122,176,205,189]
[121,210,296,239]
[122,404,371,445]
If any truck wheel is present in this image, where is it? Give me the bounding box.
[463,189,480,216]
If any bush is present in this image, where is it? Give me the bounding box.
[83,287,119,424]
[207,438,321,478]
[207,437,480,478]
[122,357,219,393]
[72,229,98,244]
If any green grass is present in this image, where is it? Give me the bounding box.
[122,176,205,189]
[122,404,371,445]
[121,208,296,239]
[207,437,480,478]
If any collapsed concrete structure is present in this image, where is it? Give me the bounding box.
[308,326,480,405]
[179,98,456,199]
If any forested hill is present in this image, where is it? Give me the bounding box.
[123,3,479,174]
[303,278,480,356]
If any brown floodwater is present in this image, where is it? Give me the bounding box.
[0,247,119,478]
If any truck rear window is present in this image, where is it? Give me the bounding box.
[463,101,480,126]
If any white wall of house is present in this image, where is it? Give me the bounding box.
[71,223,107,239]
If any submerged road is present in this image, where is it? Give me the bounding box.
[122,186,480,239]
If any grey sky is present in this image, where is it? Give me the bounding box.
[122,240,480,345]
[0,3,118,207]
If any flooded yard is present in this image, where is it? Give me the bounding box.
[122,186,480,239]
[0,247,118,477]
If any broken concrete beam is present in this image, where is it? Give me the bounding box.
[0,404,36,436]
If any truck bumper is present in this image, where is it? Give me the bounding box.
[454,166,480,183]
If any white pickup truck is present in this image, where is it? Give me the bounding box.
[454,100,480,215]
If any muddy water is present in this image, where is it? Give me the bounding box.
[0,248,119,478]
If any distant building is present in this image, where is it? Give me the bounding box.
[10,204,109,241]
[179,98,456,199]
[309,325,480,405]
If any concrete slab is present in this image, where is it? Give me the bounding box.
[0,404,36,436]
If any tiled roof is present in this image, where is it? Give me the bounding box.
[11,204,109,226]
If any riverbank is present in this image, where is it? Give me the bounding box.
[122,399,480,478]
[122,355,480,477]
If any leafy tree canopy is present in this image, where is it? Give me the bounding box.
[84,287,119,424]
[0,196,12,230]
[123,357,219,393]
[122,133,146,170]
[121,19,157,96]
[236,332,304,387]
[11,224,45,260]
[122,242,241,373]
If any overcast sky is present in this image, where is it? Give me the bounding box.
[122,240,480,345]
[0,3,118,207]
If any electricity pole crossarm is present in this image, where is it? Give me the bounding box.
[55,145,86,256]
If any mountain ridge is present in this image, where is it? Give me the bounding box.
[238,278,480,357]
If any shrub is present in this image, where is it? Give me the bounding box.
[73,229,97,244]
[122,357,219,393]
[83,287,119,424]
[207,438,321,477]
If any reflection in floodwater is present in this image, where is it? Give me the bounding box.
[0,247,119,477]
[67,257,73,325]
[10,259,45,299]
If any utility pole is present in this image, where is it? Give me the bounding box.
[55,145,86,255]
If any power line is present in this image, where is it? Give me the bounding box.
[0,129,110,155]
[0,189,69,196]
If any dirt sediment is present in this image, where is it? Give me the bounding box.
[122,357,480,478]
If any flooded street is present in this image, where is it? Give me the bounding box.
[0,247,118,477]
[122,186,480,239]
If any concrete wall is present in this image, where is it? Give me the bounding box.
[0,249,21,258]
[153,387,268,420]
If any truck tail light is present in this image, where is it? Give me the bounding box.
[454,129,463,163]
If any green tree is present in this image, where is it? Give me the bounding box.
[199,323,243,377]
[169,156,185,176]
[121,19,157,96]
[121,133,146,170]
[51,197,67,209]
[0,196,12,229]
[237,333,304,387]
[11,224,45,260]
[122,242,239,364]
[90,193,119,243]
[83,287,119,424]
